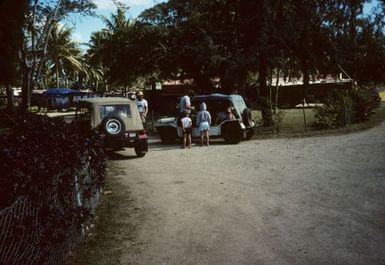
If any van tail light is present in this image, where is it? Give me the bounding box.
[138,130,147,139]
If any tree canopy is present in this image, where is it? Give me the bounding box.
[2,0,385,120]
[88,0,385,124]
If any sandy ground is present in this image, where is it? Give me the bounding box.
[75,123,385,265]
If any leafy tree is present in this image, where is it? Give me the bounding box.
[90,0,385,126]
[20,0,96,110]
[0,0,28,110]
[86,5,135,88]
[45,23,83,88]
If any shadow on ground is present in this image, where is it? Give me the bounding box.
[149,139,229,152]
[105,151,139,160]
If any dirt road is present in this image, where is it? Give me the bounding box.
[75,123,385,265]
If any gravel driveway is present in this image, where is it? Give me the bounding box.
[90,123,385,265]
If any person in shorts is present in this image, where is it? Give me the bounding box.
[181,112,192,148]
[177,90,195,127]
[196,102,211,146]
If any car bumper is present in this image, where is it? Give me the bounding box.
[105,131,148,150]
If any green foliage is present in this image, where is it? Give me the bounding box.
[44,23,83,88]
[0,112,106,260]
[350,87,381,122]
[313,91,351,129]
[313,87,381,129]
[0,112,106,205]
[20,0,96,109]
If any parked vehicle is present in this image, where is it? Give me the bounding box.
[156,93,255,144]
[76,97,148,157]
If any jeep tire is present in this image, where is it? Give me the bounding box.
[135,146,146,157]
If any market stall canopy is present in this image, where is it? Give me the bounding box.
[42,88,81,96]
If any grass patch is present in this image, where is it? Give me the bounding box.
[252,102,385,139]
[66,161,142,265]
[380,91,385,101]
[0,128,10,133]
[252,108,316,134]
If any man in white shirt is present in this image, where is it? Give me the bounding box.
[178,90,195,127]
[179,90,195,114]
[136,91,148,124]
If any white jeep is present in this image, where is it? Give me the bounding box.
[156,94,255,144]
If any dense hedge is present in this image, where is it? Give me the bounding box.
[313,87,381,128]
[0,111,106,263]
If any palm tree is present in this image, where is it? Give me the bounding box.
[86,5,134,88]
[46,23,83,88]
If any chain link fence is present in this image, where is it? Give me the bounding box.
[0,159,102,265]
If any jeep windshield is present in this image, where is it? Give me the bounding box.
[99,105,131,119]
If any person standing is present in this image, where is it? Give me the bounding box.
[181,112,192,148]
[136,91,148,125]
[178,89,195,128]
[179,89,195,114]
[196,102,211,146]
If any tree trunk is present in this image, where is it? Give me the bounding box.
[20,0,62,111]
[56,63,60,88]
[269,73,273,115]
[274,68,280,114]
[6,84,15,111]
[302,62,309,132]
[259,53,273,126]
[21,60,32,111]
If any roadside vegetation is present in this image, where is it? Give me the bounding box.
[380,91,385,101]
[66,162,142,265]
[0,111,106,263]
[252,102,385,139]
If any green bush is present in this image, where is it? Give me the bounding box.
[350,87,381,122]
[313,91,351,129]
[0,112,106,207]
[313,87,381,129]
[0,112,106,262]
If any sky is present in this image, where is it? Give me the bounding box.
[66,0,166,45]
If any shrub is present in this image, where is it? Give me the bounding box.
[350,87,381,123]
[0,112,106,207]
[313,90,352,129]
[313,87,381,129]
[0,111,106,262]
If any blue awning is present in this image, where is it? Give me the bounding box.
[42,88,82,96]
